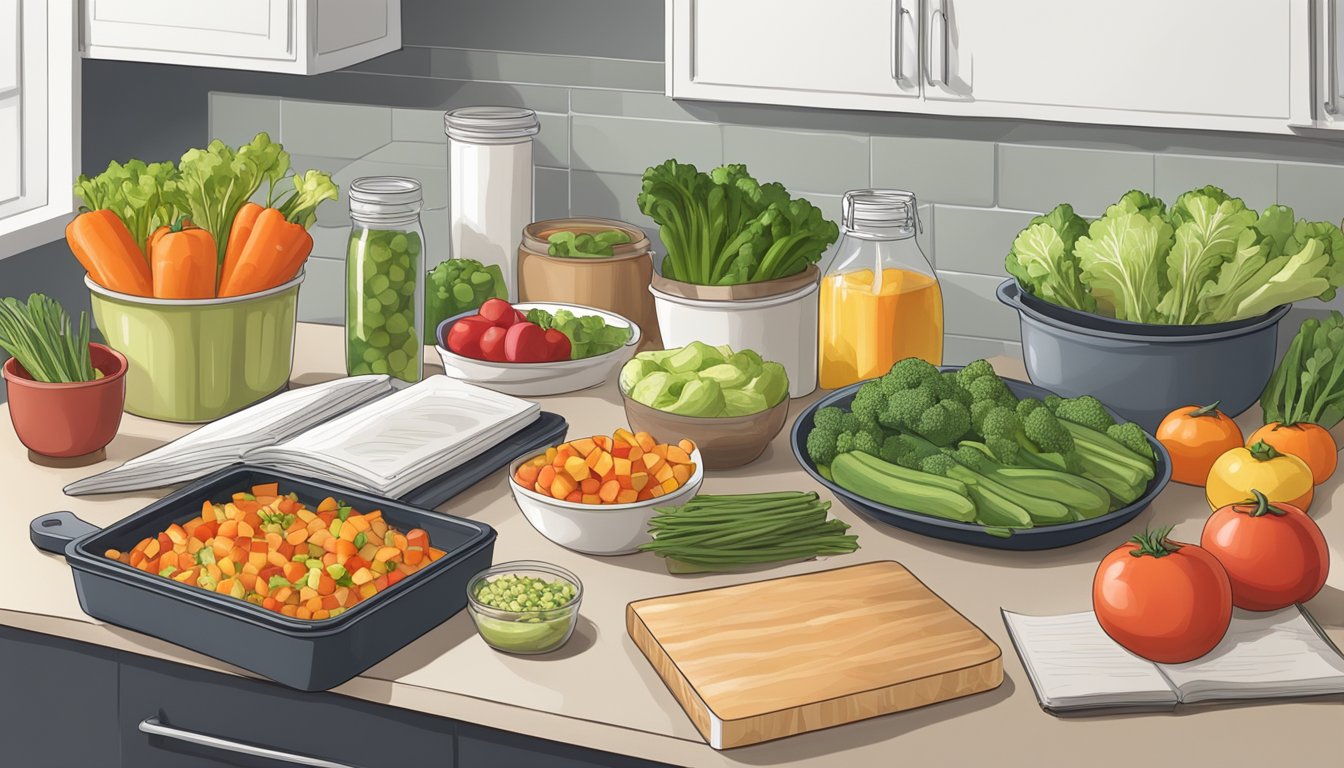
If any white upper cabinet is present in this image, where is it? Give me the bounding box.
[668,0,920,107]
[79,0,402,75]
[668,0,1310,135]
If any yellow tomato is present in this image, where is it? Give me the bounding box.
[1205,441,1314,512]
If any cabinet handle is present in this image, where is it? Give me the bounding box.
[139,717,361,768]
[892,2,912,80]
[1327,0,1339,115]
[929,5,949,86]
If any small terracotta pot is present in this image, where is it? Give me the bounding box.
[3,343,127,458]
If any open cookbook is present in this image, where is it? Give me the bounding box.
[1002,606,1344,715]
[65,375,540,499]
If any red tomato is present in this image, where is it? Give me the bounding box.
[1092,527,1232,663]
[544,329,572,362]
[503,322,548,362]
[1200,491,1329,611]
[478,298,517,328]
[445,316,493,359]
[478,326,508,362]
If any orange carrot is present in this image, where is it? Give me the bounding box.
[219,202,264,292]
[150,224,217,299]
[217,208,309,297]
[65,210,153,296]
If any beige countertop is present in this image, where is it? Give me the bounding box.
[4,323,1342,767]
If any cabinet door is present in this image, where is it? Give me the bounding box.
[83,0,295,62]
[668,0,920,109]
[923,0,1292,128]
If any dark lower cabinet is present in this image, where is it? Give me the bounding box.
[1,626,676,768]
[0,626,122,768]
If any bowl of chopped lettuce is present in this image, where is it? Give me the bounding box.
[998,186,1343,430]
[434,301,640,396]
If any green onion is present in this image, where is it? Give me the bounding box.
[638,491,859,573]
[0,294,97,383]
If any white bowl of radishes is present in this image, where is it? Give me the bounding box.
[433,299,642,396]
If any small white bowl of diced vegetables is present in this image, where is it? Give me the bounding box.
[618,341,792,469]
[434,298,640,396]
[795,357,1170,549]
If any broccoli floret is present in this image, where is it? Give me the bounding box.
[835,430,856,456]
[970,399,999,433]
[852,430,882,457]
[955,359,997,388]
[854,380,886,406]
[950,444,992,473]
[839,413,861,433]
[1052,395,1117,432]
[884,357,940,391]
[967,375,1016,407]
[879,435,911,466]
[919,452,959,476]
[1107,422,1153,459]
[806,426,840,466]
[1023,407,1076,454]
[985,435,1022,464]
[812,406,847,433]
[912,399,972,447]
[879,384,937,431]
[1044,394,1064,412]
[881,433,940,469]
[851,395,885,433]
[1016,398,1045,420]
[936,371,974,407]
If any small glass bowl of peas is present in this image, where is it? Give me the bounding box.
[466,561,583,655]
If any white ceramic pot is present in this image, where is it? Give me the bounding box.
[649,273,818,398]
[507,449,704,555]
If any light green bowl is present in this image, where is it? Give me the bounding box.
[87,273,303,423]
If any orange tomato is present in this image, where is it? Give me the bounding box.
[1155,402,1244,485]
[1092,527,1232,663]
[1200,491,1328,611]
[1246,422,1337,485]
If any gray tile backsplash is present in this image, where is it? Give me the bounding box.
[207,41,1344,357]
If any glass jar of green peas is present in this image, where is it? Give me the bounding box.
[347,177,425,382]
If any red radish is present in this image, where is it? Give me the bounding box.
[504,322,548,362]
[512,309,528,326]
[479,326,508,361]
[478,298,517,328]
[445,316,494,359]
[544,329,571,361]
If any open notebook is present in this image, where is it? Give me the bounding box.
[1003,606,1344,715]
[65,375,539,499]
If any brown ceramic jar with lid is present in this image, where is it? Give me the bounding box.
[517,217,662,349]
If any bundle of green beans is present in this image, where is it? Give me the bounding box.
[0,294,97,383]
[638,491,859,573]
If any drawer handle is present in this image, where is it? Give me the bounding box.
[1327,0,1339,115]
[139,717,361,768]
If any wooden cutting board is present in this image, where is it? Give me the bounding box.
[627,561,1003,749]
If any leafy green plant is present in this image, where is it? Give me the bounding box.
[636,160,838,286]
[1260,311,1344,428]
[1007,186,1344,325]
[74,159,179,254]
[0,294,97,383]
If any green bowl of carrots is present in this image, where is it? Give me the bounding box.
[87,271,303,423]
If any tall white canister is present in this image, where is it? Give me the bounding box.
[445,106,540,301]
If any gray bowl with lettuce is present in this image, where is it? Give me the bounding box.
[998,186,1342,431]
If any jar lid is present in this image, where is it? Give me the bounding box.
[349,176,422,207]
[444,106,541,143]
[843,189,919,232]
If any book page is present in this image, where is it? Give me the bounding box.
[1002,610,1177,711]
[1159,607,1344,704]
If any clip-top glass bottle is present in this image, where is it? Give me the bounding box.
[818,190,942,389]
[346,176,425,383]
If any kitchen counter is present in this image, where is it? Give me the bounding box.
[4,323,1342,767]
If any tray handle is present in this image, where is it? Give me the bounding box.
[30,511,102,555]
[139,717,361,768]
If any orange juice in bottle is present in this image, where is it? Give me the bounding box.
[819,190,942,389]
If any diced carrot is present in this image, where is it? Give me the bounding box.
[563,456,590,481]
[613,427,636,445]
[143,538,161,559]
[630,472,649,491]
[591,451,614,478]
[516,463,540,485]
[665,445,692,464]
[661,478,680,493]
[613,457,632,477]
[252,483,279,497]
[217,520,238,539]
[582,494,601,504]
[678,439,696,455]
[386,570,405,586]
[555,444,577,464]
[642,452,664,473]
[635,431,656,451]
[282,561,307,582]
[285,528,308,546]
[616,489,638,504]
[374,546,402,564]
[404,546,424,566]
[636,488,654,501]
[339,523,359,542]
[565,490,583,502]
[628,446,644,461]
[335,539,357,562]
[611,443,631,459]
[593,435,610,450]
[262,597,280,611]
[580,478,601,494]
[654,464,674,483]
[316,497,339,513]
[672,464,691,485]
[599,480,620,503]
[572,437,597,456]
[544,447,558,462]
[165,524,188,546]
[649,484,666,498]
[427,548,445,561]
[551,474,577,499]
[537,465,556,490]
[158,551,179,571]
[316,573,336,596]
[255,495,278,507]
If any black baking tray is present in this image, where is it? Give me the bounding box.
[400,411,567,507]
[31,465,495,691]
